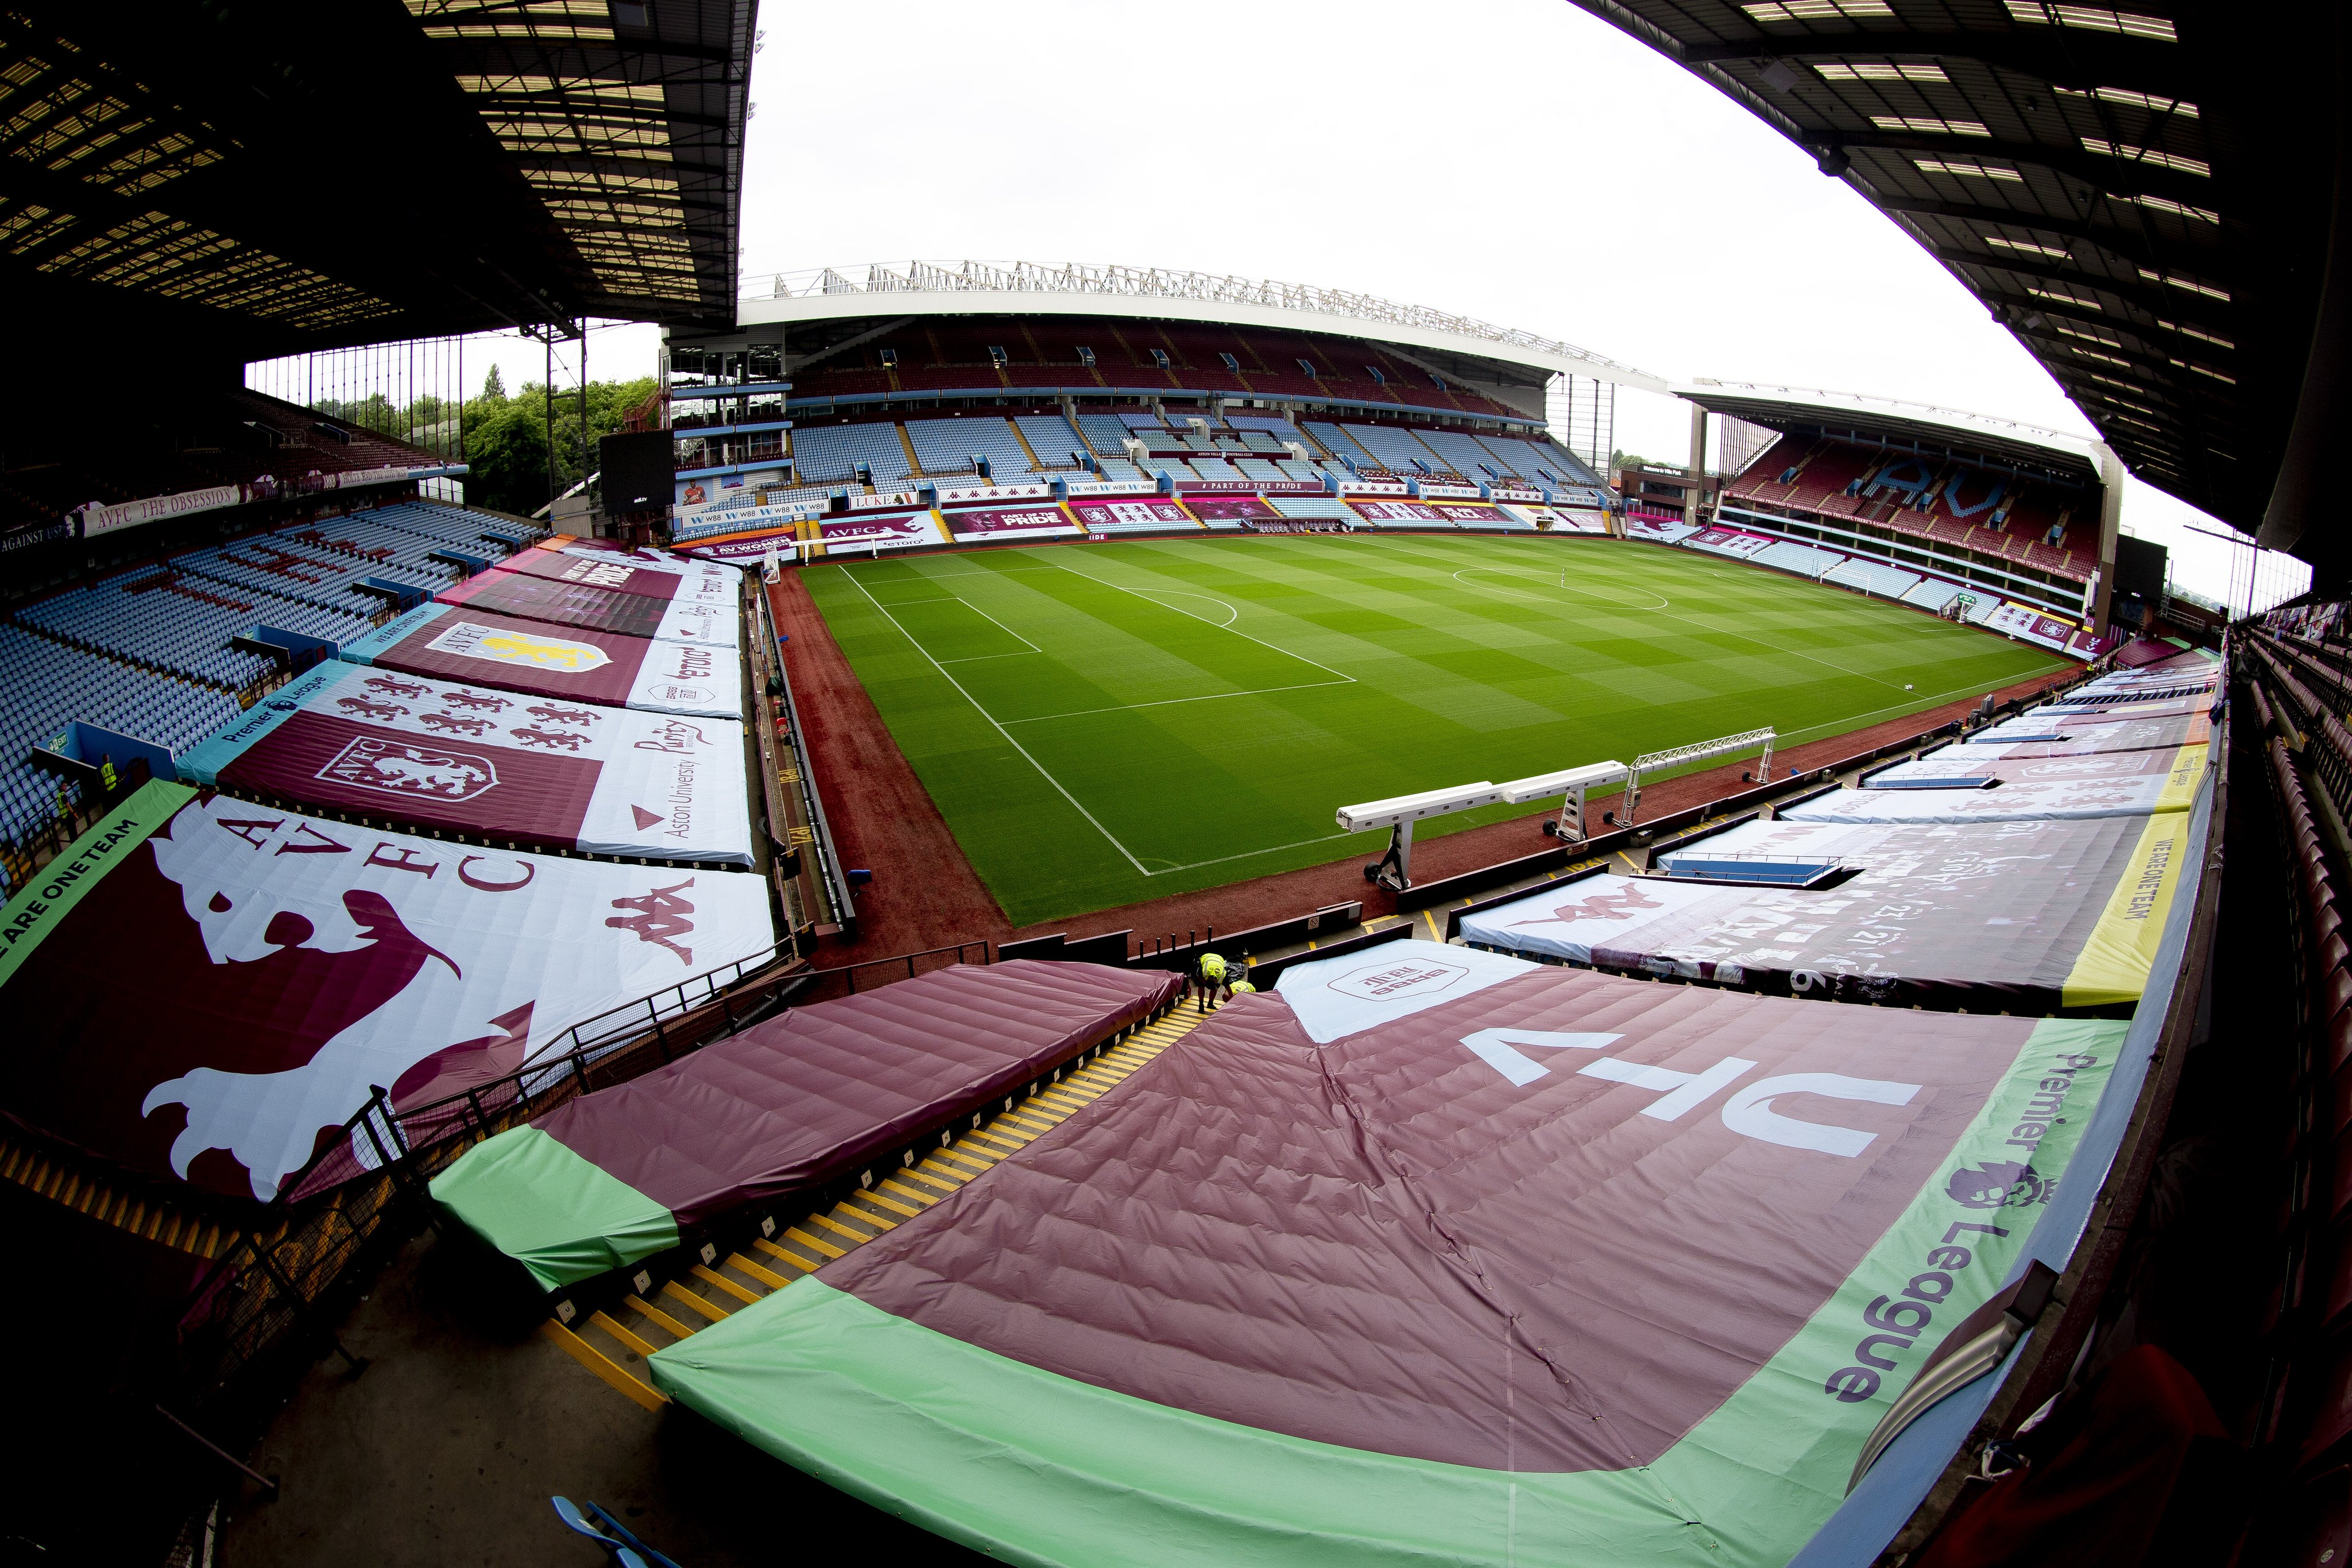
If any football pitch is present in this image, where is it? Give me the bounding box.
[802,533,2067,925]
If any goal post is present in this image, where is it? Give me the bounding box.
[1623,727,1775,824]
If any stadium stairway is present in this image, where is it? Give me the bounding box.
[537,1001,1209,1411]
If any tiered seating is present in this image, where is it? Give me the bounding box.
[279,516,465,586]
[1269,497,1357,521]
[1343,424,1453,476]
[18,566,357,688]
[1753,539,1846,577]
[902,416,1034,481]
[1013,414,1090,470]
[1302,422,1375,467]
[790,421,914,486]
[1901,578,1967,613]
[0,623,243,850]
[1821,557,1922,598]
[362,500,543,552]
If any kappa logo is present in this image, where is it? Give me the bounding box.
[1512,882,1667,928]
[559,559,635,588]
[1945,1160,2052,1210]
[1328,958,1469,1001]
[316,736,498,801]
[606,877,697,964]
[426,620,610,672]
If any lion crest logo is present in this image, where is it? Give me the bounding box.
[1945,1160,2051,1210]
[316,736,498,801]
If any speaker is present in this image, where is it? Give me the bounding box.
[600,430,674,511]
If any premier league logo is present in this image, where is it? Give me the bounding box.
[1945,1160,2051,1210]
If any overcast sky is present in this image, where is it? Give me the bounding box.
[453,0,2300,607]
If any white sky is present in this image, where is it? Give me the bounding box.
[452,0,2300,608]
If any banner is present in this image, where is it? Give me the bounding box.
[0,781,775,1200]
[1070,500,1194,531]
[81,485,245,537]
[1780,744,2203,823]
[1464,814,2189,1009]
[946,505,1081,541]
[177,662,752,865]
[819,513,942,551]
[339,602,743,719]
[437,556,741,649]
[649,943,2126,1568]
[432,961,1182,1291]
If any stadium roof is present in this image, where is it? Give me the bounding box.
[730,261,1672,392]
[1676,379,2113,482]
[0,0,752,359]
[1568,1,2345,572]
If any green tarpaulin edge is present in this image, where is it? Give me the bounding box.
[430,1126,678,1294]
[0,779,192,989]
[651,1016,2127,1568]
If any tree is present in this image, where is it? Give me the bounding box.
[481,364,506,402]
[464,400,550,515]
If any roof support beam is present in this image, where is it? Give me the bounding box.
[1874,195,2222,278]
[1839,131,2217,208]
[1677,30,2195,98]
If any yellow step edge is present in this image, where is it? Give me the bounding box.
[541,1320,668,1412]
[753,1236,821,1273]
[811,1211,878,1243]
[875,1177,939,1207]
[728,1252,792,1291]
[661,1279,732,1322]
[844,1188,915,1221]
[783,1224,846,1260]
[691,1263,764,1305]
[589,1308,663,1359]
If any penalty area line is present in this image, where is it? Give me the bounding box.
[844,571,1155,877]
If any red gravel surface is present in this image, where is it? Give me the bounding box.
[769,572,2078,964]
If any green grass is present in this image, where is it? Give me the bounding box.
[802,533,2066,926]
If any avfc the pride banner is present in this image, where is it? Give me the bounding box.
[177,663,753,865]
[338,602,742,720]
[0,781,775,1201]
[437,549,741,649]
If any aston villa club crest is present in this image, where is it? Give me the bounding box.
[317,735,500,800]
[425,620,610,672]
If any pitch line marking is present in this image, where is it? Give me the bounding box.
[1377,536,1911,695]
[1039,555,1358,687]
[1001,679,1353,726]
[1123,587,1239,627]
[842,571,1154,877]
[1449,565,1670,613]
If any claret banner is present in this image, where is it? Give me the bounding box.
[177,662,753,865]
[438,548,743,649]
[648,943,2127,1568]
[338,602,743,719]
[0,782,775,1201]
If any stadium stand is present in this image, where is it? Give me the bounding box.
[1901,577,1969,613]
[903,416,1036,481]
[787,420,915,486]
[1751,538,1846,578]
[1344,423,1454,477]
[1013,413,1092,470]
[1820,556,1922,598]
[1,500,545,855]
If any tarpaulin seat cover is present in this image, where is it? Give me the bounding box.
[1779,743,2203,824]
[432,959,1182,1292]
[1865,740,2206,794]
[338,602,743,719]
[0,781,775,1201]
[648,941,2129,1568]
[1460,814,2190,1009]
[1963,711,2211,759]
[436,550,742,649]
[175,661,753,864]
